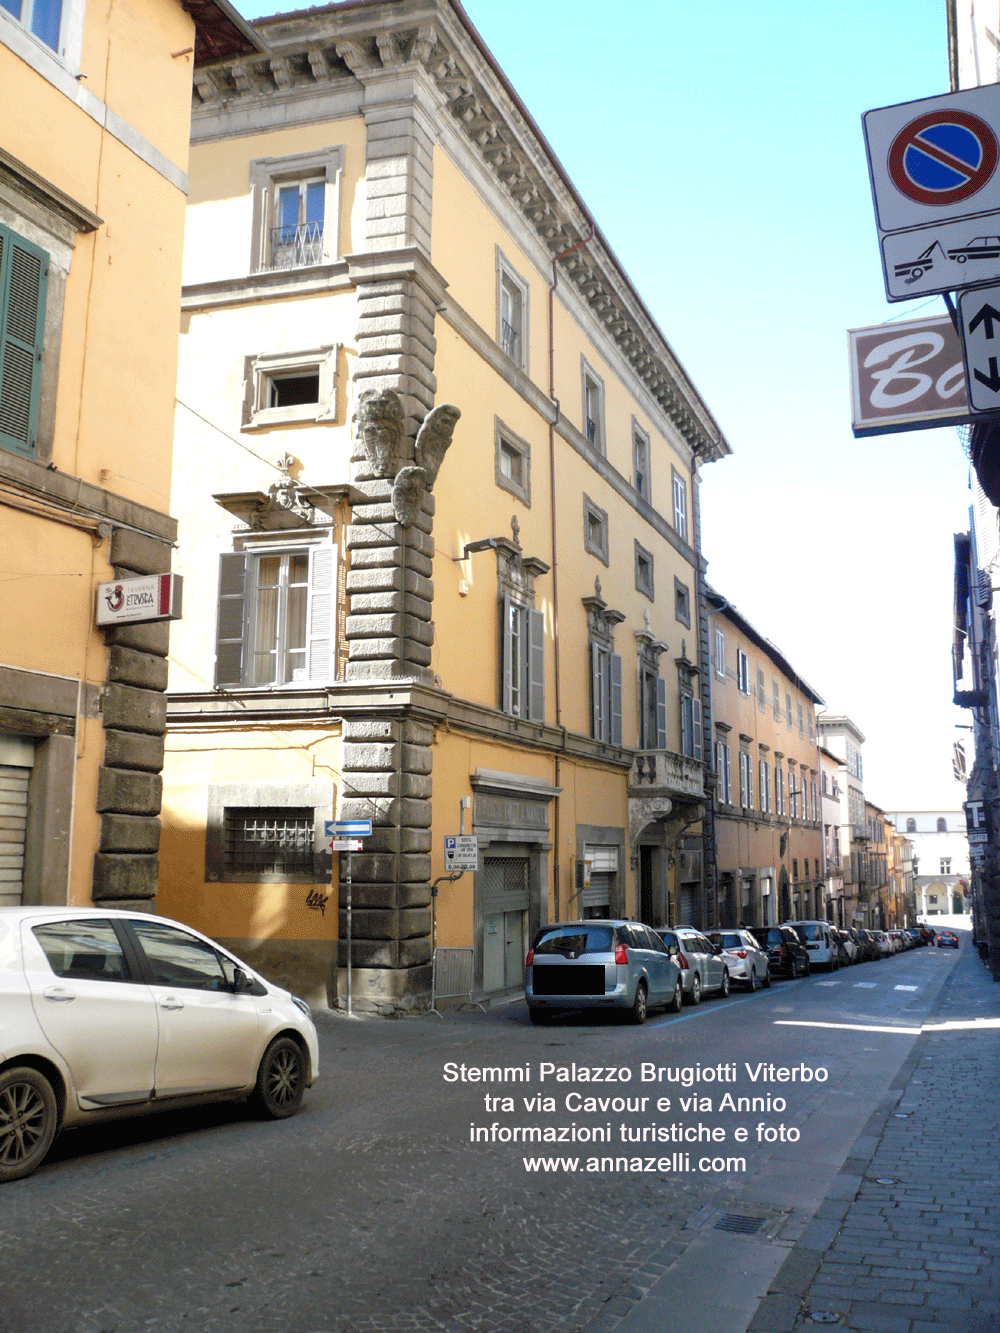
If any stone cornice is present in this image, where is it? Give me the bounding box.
[165,680,634,768]
[192,0,731,463]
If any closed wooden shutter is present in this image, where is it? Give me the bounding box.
[528,607,545,723]
[610,652,622,746]
[655,675,667,749]
[306,544,336,681]
[215,552,247,686]
[0,226,48,457]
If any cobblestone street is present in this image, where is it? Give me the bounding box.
[749,942,1000,1332]
[1,943,966,1333]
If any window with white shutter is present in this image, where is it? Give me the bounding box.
[501,596,545,723]
[214,539,337,687]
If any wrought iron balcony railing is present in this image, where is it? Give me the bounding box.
[267,222,323,270]
[500,319,520,360]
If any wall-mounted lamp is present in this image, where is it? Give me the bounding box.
[453,537,499,562]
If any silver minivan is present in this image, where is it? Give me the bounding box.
[525,920,682,1025]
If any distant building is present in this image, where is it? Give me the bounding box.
[706,590,823,928]
[819,746,844,925]
[817,716,867,927]
[887,811,969,918]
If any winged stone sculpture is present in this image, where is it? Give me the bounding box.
[414,403,461,489]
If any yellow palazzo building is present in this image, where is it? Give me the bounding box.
[160,0,731,1011]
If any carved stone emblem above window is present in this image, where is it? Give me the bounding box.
[582,576,625,646]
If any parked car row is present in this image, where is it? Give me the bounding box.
[525,918,803,1026]
[524,916,938,1027]
[1,906,319,1184]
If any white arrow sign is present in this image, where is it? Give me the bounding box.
[958,283,1000,413]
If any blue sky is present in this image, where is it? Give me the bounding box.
[237,0,971,810]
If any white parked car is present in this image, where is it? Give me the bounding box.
[706,928,771,990]
[783,920,839,971]
[0,906,319,1182]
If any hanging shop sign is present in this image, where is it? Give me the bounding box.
[848,314,967,436]
[96,572,183,626]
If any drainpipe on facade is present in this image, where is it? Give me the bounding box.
[548,233,593,922]
[691,452,718,930]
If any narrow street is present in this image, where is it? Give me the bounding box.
[0,943,968,1333]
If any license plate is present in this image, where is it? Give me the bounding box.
[532,965,606,996]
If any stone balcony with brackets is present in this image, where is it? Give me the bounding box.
[628,750,706,846]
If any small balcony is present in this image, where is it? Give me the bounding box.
[267,221,324,271]
[629,750,705,801]
[628,750,705,846]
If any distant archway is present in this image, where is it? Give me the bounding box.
[778,867,791,922]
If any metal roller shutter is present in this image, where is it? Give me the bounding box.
[582,846,617,915]
[0,741,33,906]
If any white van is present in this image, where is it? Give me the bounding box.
[782,920,839,971]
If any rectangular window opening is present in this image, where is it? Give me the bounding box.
[223,806,315,877]
[269,371,320,408]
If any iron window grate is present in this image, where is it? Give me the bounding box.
[224,806,314,876]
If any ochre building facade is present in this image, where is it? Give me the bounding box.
[159,0,731,1011]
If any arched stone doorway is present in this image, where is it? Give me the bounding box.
[778,867,791,923]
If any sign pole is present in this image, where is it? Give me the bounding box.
[346,847,353,1017]
[325,820,370,1019]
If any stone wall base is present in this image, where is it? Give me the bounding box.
[333,963,432,1015]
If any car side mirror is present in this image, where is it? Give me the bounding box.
[232,966,253,994]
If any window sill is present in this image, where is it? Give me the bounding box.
[244,406,337,431]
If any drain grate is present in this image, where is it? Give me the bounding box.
[714,1213,766,1234]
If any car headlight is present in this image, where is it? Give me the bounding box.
[291,995,312,1020]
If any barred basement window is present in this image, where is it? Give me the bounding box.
[223,807,314,877]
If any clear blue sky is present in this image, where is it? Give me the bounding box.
[238,0,970,810]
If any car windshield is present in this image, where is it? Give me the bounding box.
[534,927,613,957]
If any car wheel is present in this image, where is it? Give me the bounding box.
[687,974,702,1006]
[957,254,967,262]
[762,966,772,989]
[528,1007,552,1026]
[803,958,811,977]
[629,981,648,1026]
[668,978,683,1013]
[748,966,757,992]
[252,1037,306,1120]
[0,1066,58,1183]
[719,969,730,999]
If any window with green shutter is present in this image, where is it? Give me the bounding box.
[0,224,48,458]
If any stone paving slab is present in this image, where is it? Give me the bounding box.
[746,942,1000,1333]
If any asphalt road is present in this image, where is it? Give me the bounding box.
[1,942,964,1333]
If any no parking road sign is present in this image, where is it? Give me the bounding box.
[864,85,1000,300]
